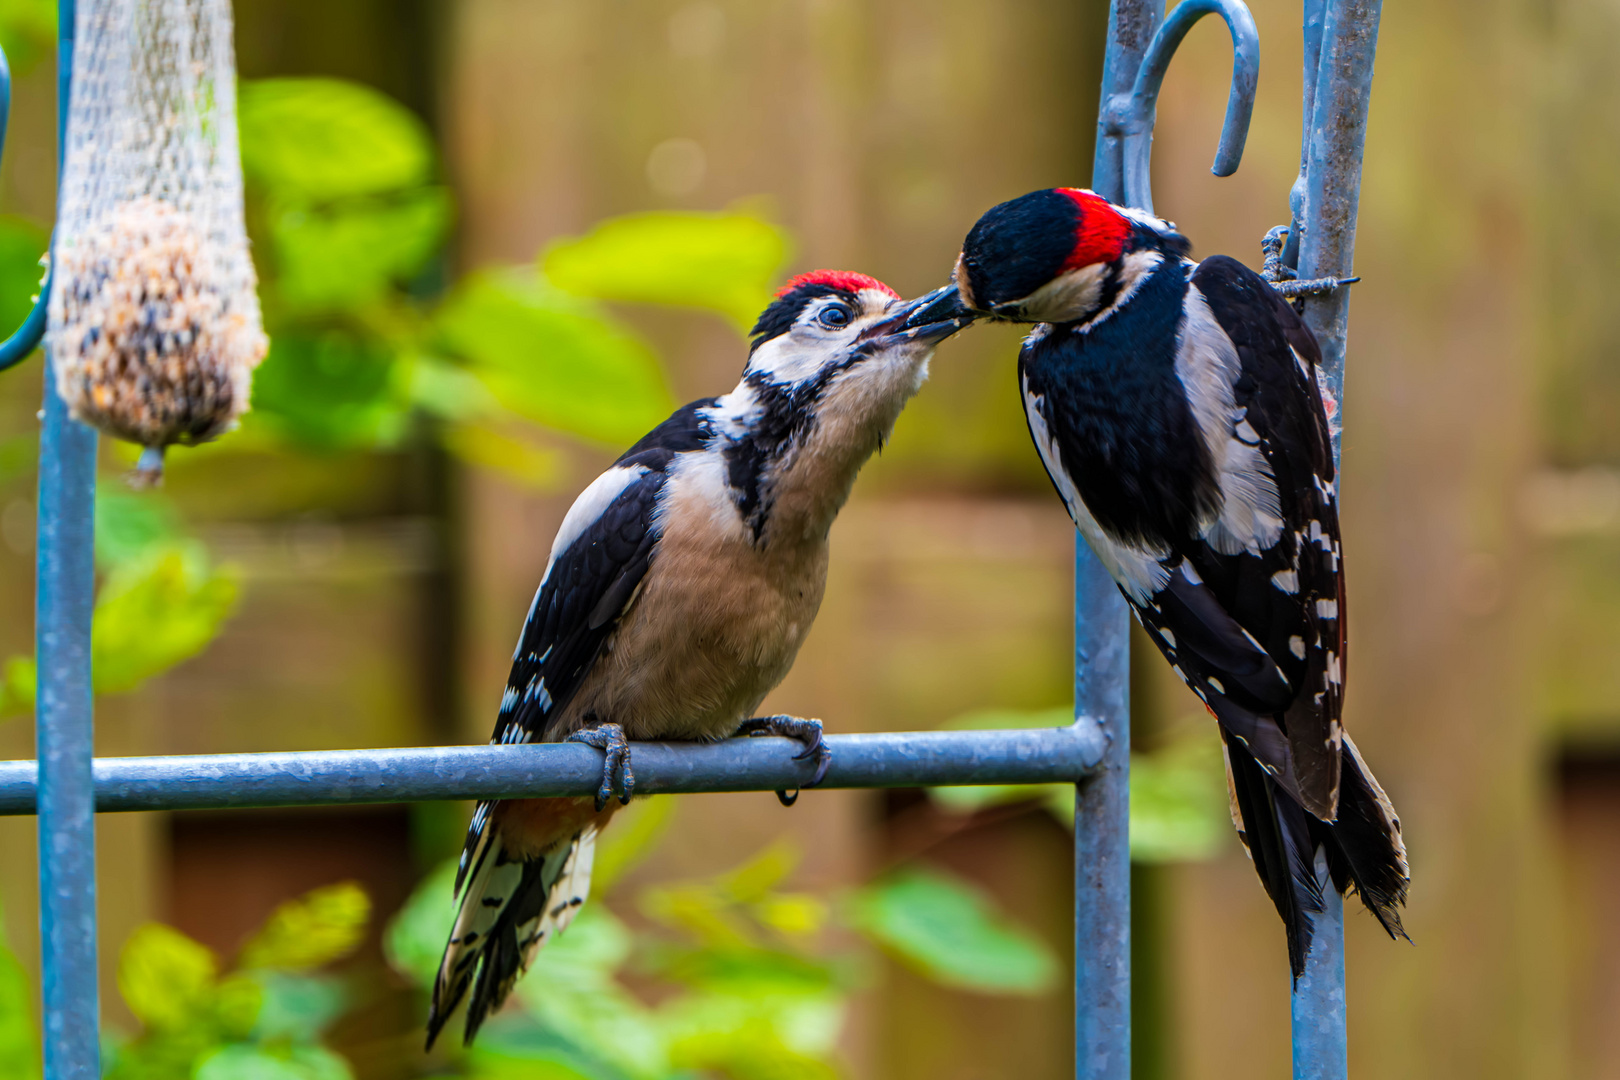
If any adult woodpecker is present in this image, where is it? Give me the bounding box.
[911,187,1408,975]
[426,271,966,1047]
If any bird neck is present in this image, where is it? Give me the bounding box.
[721,347,931,548]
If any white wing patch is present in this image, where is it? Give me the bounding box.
[527,461,651,618]
[1024,382,1169,603]
[1176,286,1284,556]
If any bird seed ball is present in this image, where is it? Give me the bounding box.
[51,197,268,479]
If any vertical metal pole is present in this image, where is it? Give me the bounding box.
[1076,6,1161,1076]
[1290,1,1382,1077]
[1073,548,1131,1080]
[35,1,99,1077]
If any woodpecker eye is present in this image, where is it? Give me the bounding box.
[817,303,853,329]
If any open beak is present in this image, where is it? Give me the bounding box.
[867,283,977,346]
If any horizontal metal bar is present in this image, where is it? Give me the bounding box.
[0,724,1107,815]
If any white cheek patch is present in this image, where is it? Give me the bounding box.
[1025,382,1169,604]
[748,333,838,386]
[1075,250,1163,332]
[1177,286,1284,556]
[1017,263,1107,323]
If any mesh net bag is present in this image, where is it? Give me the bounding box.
[47,0,267,484]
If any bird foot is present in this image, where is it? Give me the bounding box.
[1260,225,1358,303]
[737,714,832,806]
[566,723,634,811]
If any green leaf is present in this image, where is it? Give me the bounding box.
[250,973,349,1042]
[195,1043,353,1080]
[470,1020,640,1080]
[95,491,182,571]
[267,187,452,313]
[118,924,218,1030]
[0,898,40,1080]
[249,332,408,450]
[239,883,370,973]
[1128,731,1228,863]
[214,974,266,1041]
[1,542,238,715]
[0,658,36,721]
[0,216,47,340]
[383,861,457,990]
[0,0,57,75]
[239,79,435,201]
[91,544,241,695]
[542,211,791,333]
[436,268,674,447]
[845,867,1058,995]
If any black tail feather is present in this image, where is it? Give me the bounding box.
[1222,729,1410,978]
[1223,729,1323,976]
[1323,734,1410,941]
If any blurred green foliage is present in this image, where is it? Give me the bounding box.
[0,491,239,718]
[0,74,793,718]
[384,798,1059,1080]
[927,706,1229,863]
[0,883,370,1080]
[0,0,56,77]
[0,898,39,1080]
[236,74,789,471]
[103,882,369,1080]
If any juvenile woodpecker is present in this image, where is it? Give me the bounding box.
[427,271,966,1047]
[914,187,1408,974]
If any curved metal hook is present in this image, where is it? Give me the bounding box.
[1113,0,1260,214]
[0,38,57,373]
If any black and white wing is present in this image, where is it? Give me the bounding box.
[454,398,715,892]
[1174,255,1344,818]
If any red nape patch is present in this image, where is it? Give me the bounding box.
[777,269,899,299]
[1055,188,1130,271]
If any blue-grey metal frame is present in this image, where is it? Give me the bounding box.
[0,0,1384,1076]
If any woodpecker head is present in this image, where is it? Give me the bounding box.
[704,271,967,542]
[737,270,966,433]
[916,187,1191,327]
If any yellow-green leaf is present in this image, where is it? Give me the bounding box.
[239,883,370,972]
[91,544,241,695]
[542,210,791,334]
[118,924,218,1030]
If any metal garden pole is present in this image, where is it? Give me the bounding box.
[1074,6,1162,1074]
[1086,2,1259,1075]
[1287,1,1383,1077]
[31,1,100,1077]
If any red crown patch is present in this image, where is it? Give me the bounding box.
[777,270,899,299]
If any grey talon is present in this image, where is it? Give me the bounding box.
[738,714,832,803]
[566,723,632,811]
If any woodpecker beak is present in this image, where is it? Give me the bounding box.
[874,284,976,346]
